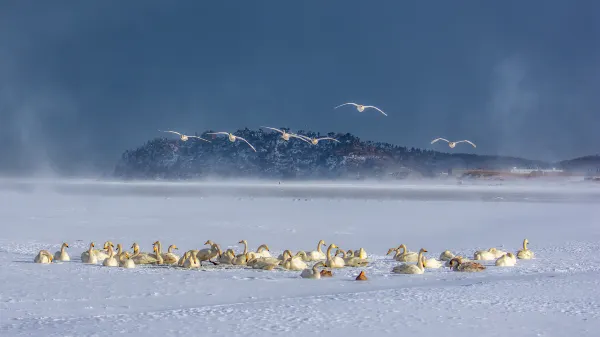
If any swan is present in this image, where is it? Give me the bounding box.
[162,244,180,265]
[218,249,236,264]
[495,252,517,267]
[81,241,109,262]
[517,239,535,259]
[113,244,128,265]
[282,250,308,271]
[296,135,340,145]
[300,261,326,279]
[325,244,345,268]
[255,244,271,258]
[121,252,136,268]
[131,243,158,264]
[260,127,311,143]
[103,244,119,267]
[82,242,98,264]
[431,138,476,148]
[474,249,496,261]
[183,251,201,269]
[353,248,367,260]
[232,240,249,265]
[248,255,281,270]
[206,132,257,152]
[308,240,327,261]
[192,241,220,266]
[488,247,508,259]
[394,244,419,262]
[153,245,164,265]
[336,249,368,267]
[53,243,70,262]
[439,250,455,261]
[422,255,443,269]
[334,102,388,116]
[159,130,211,142]
[444,255,471,267]
[391,248,427,274]
[449,257,486,272]
[34,250,53,264]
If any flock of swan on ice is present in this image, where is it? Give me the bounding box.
[33,238,535,280]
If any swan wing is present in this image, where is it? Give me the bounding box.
[260,126,284,134]
[160,130,182,136]
[456,140,476,148]
[236,136,257,152]
[316,137,340,143]
[363,105,388,116]
[334,102,358,109]
[431,138,449,144]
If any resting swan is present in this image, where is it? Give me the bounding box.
[34,250,53,264]
[162,244,180,265]
[131,243,158,264]
[439,250,455,261]
[444,255,471,267]
[80,241,110,262]
[495,252,517,267]
[183,251,200,269]
[517,239,535,259]
[282,250,308,271]
[325,244,345,268]
[82,242,98,264]
[103,244,119,267]
[489,247,507,259]
[391,248,427,274]
[422,255,443,269]
[336,249,368,267]
[255,244,271,258]
[394,244,419,262]
[192,241,220,266]
[232,240,249,265]
[449,257,486,272]
[474,249,496,261]
[53,243,70,262]
[300,261,326,279]
[153,245,164,265]
[308,240,327,261]
[353,248,367,259]
[121,252,136,268]
[248,255,281,270]
[218,249,236,264]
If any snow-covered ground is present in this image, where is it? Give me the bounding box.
[1,180,600,336]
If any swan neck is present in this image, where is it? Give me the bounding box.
[417,251,424,270]
[317,241,323,253]
[326,245,334,259]
[242,241,248,255]
[523,240,528,250]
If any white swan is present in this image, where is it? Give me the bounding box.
[254,244,271,258]
[206,132,257,152]
[308,240,327,261]
[82,242,98,264]
[422,255,443,269]
[439,250,455,261]
[334,102,388,116]
[353,248,367,259]
[162,244,180,265]
[474,249,496,261]
[260,126,312,143]
[130,243,158,264]
[517,239,535,259]
[300,261,326,279]
[394,244,419,262]
[495,252,517,267]
[232,240,249,265]
[336,249,368,267]
[153,245,164,265]
[218,249,236,264]
[282,250,308,271]
[103,244,119,267]
[183,251,201,269]
[121,252,136,268]
[192,240,220,266]
[81,241,109,262]
[34,250,53,264]
[159,130,211,142]
[489,247,508,259]
[431,138,476,148]
[296,135,340,145]
[325,244,345,268]
[391,248,427,274]
[53,243,70,262]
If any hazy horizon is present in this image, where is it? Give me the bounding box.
[1,1,599,176]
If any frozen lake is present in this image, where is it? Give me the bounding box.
[1,180,599,336]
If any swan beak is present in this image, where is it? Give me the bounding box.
[204,240,210,245]
[65,244,69,248]
[91,243,95,247]
[238,240,243,244]
[423,249,428,253]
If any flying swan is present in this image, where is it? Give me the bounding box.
[334,103,388,116]
[159,130,211,142]
[296,135,340,145]
[260,127,310,143]
[206,132,257,152]
[431,138,476,148]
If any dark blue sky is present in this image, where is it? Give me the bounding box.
[1,1,599,174]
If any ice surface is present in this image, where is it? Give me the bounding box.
[1,180,599,336]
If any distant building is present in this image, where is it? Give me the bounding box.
[510,167,564,174]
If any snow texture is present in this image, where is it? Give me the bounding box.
[1,180,599,337]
